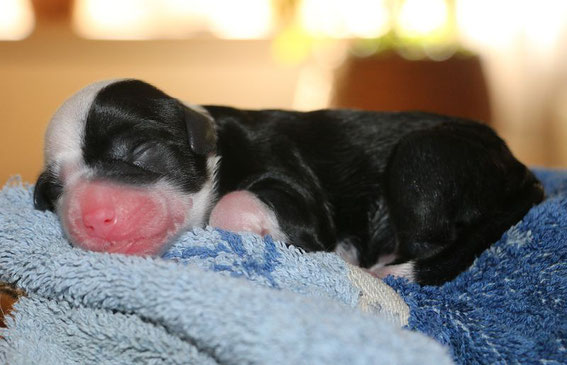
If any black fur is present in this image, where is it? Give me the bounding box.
[207,107,544,283]
[34,169,63,212]
[82,80,211,191]
[35,80,545,285]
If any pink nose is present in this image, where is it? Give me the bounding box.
[82,207,117,239]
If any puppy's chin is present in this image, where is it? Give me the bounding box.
[58,179,190,256]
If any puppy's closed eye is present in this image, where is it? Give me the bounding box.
[130,142,167,174]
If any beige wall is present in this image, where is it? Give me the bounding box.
[2,26,565,186]
[0,32,302,184]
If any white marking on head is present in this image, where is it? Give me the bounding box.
[44,79,123,183]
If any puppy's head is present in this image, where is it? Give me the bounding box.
[34,79,218,255]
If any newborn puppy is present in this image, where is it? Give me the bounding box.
[34,79,544,285]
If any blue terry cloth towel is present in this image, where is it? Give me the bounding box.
[0,168,565,364]
[0,180,449,364]
[385,168,567,364]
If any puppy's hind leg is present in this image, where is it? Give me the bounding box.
[374,122,544,285]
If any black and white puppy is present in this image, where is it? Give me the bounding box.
[34,79,544,285]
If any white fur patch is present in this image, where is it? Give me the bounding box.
[370,261,416,282]
[183,102,215,121]
[44,79,122,182]
[185,155,220,228]
[368,253,397,270]
[258,200,287,242]
[334,241,360,266]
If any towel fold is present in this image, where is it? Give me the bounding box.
[0,179,451,365]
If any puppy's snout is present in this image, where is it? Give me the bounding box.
[82,206,117,239]
[63,180,186,255]
[78,183,125,242]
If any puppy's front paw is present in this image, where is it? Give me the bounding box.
[368,262,416,282]
[209,191,286,241]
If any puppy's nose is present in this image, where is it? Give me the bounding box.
[82,207,117,239]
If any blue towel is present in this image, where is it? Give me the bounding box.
[0,179,450,364]
[385,169,567,364]
[1,169,565,364]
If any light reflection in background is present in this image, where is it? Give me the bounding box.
[0,0,35,40]
[397,0,449,38]
[0,0,566,168]
[1,0,564,59]
[207,0,273,39]
[72,0,274,40]
[456,0,567,54]
[454,0,567,144]
[299,0,390,39]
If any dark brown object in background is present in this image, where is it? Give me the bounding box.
[31,0,72,20]
[0,282,26,328]
[332,53,492,124]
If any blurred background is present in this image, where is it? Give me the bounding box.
[1,0,566,184]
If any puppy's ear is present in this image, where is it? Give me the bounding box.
[33,171,62,212]
[183,107,217,155]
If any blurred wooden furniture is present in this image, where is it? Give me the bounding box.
[332,53,492,124]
